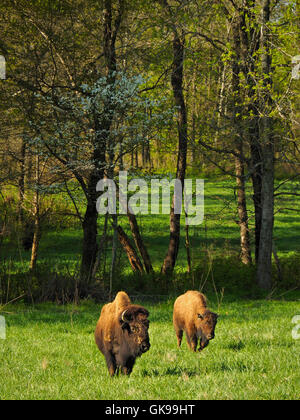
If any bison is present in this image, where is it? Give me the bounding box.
[95,291,150,376]
[173,290,218,352]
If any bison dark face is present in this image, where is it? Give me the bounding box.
[119,307,150,356]
[196,311,218,351]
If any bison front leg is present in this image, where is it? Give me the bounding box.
[198,339,209,352]
[105,353,117,377]
[121,366,132,375]
[189,335,198,352]
[121,357,135,376]
[185,328,197,352]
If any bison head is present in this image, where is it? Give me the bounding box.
[119,306,150,356]
[196,310,218,351]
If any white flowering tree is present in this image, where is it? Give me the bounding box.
[30,72,172,288]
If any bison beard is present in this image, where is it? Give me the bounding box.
[95,292,150,376]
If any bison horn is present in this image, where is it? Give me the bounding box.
[121,309,130,322]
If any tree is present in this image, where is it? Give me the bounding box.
[159,0,188,275]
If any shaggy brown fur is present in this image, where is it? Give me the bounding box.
[95,291,150,376]
[173,290,218,352]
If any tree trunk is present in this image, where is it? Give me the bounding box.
[238,2,263,264]
[256,0,274,290]
[117,185,153,274]
[18,137,26,225]
[30,155,40,271]
[235,156,252,264]
[81,197,99,284]
[80,112,107,284]
[80,0,123,286]
[231,15,252,265]
[92,213,108,279]
[127,211,153,273]
[29,211,40,271]
[161,30,187,275]
[185,213,192,274]
[250,140,263,263]
[117,225,144,273]
[256,140,274,290]
[110,215,118,300]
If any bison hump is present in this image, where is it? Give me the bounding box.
[173,290,207,324]
[114,291,132,314]
[181,290,207,307]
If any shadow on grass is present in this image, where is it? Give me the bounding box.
[226,340,246,351]
[140,366,199,378]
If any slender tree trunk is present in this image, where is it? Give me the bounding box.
[235,157,252,264]
[81,196,99,283]
[117,185,153,273]
[185,213,192,274]
[247,58,263,265]
[257,139,274,289]
[250,139,263,263]
[272,240,283,282]
[30,155,40,271]
[145,108,151,166]
[214,63,227,146]
[161,30,187,275]
[110,215,118,300]
[18,137,26,225]
[135,148,139,168]
[92,213,108,279]
[231,16,252,265]
[257,0,274,290]
[238,1,263,264]
[117,225,144,273]
[127,211,153,273]
[29,209,40,271]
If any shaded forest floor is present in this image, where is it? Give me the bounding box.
[1,177,300,301]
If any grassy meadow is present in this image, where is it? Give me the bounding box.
[0,295,299,400]
[0,176,299,400]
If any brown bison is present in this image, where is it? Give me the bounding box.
[95,291,150,376]
[173,290,218,352]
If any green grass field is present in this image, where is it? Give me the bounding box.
[0,294,299,400]
[0,177,299,400]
